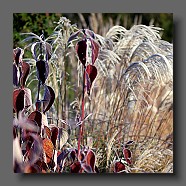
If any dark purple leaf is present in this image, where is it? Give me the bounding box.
[114,161,126,173]
[68,30,80,43]
[57,150,69,165]
[95,165,99,173]
[20,61,30,88]
[36,60,49,85]
[125,140,134,148]
[13,88,32,114]
[13,88,25,114]
[90,39,99,64]
[70,150,76,161]
[70,161,81,173]
[75,39,87,67]
[13,63,20,86]
[13,48,22,66]
[85,150,95,172]
[43,85,55,113]
[79,152,85,161]
[68,29,95,44]
[31,42,40,61]
[13,126,17,139]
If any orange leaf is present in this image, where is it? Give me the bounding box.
[43,138,54,160]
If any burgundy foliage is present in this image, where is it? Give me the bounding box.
[123,148,132,165]
[70,161,81,173]
[36,60,49,85]
[13,88,25,113]
[13,47,22,66]
[114,161,126,173]
[43,85,55,114]
[90,39,99,64]
[13,63,20,86]
[86,64,97,95]
[28,111,42,129]
[85,150,96,172]
[75,39,87,67]
[20,61,30,88]
[51,126,59,148]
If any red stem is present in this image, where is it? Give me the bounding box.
[77,67,86,158]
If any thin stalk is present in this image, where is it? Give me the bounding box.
[77,67,86,157]
[37,80,41,102]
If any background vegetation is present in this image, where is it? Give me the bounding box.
[13,13,173,48]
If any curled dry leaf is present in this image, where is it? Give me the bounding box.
[43,85,55,114]
[20,61,30,88]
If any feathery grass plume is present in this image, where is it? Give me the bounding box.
[86,23,173,172]
[131,139,173,173]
